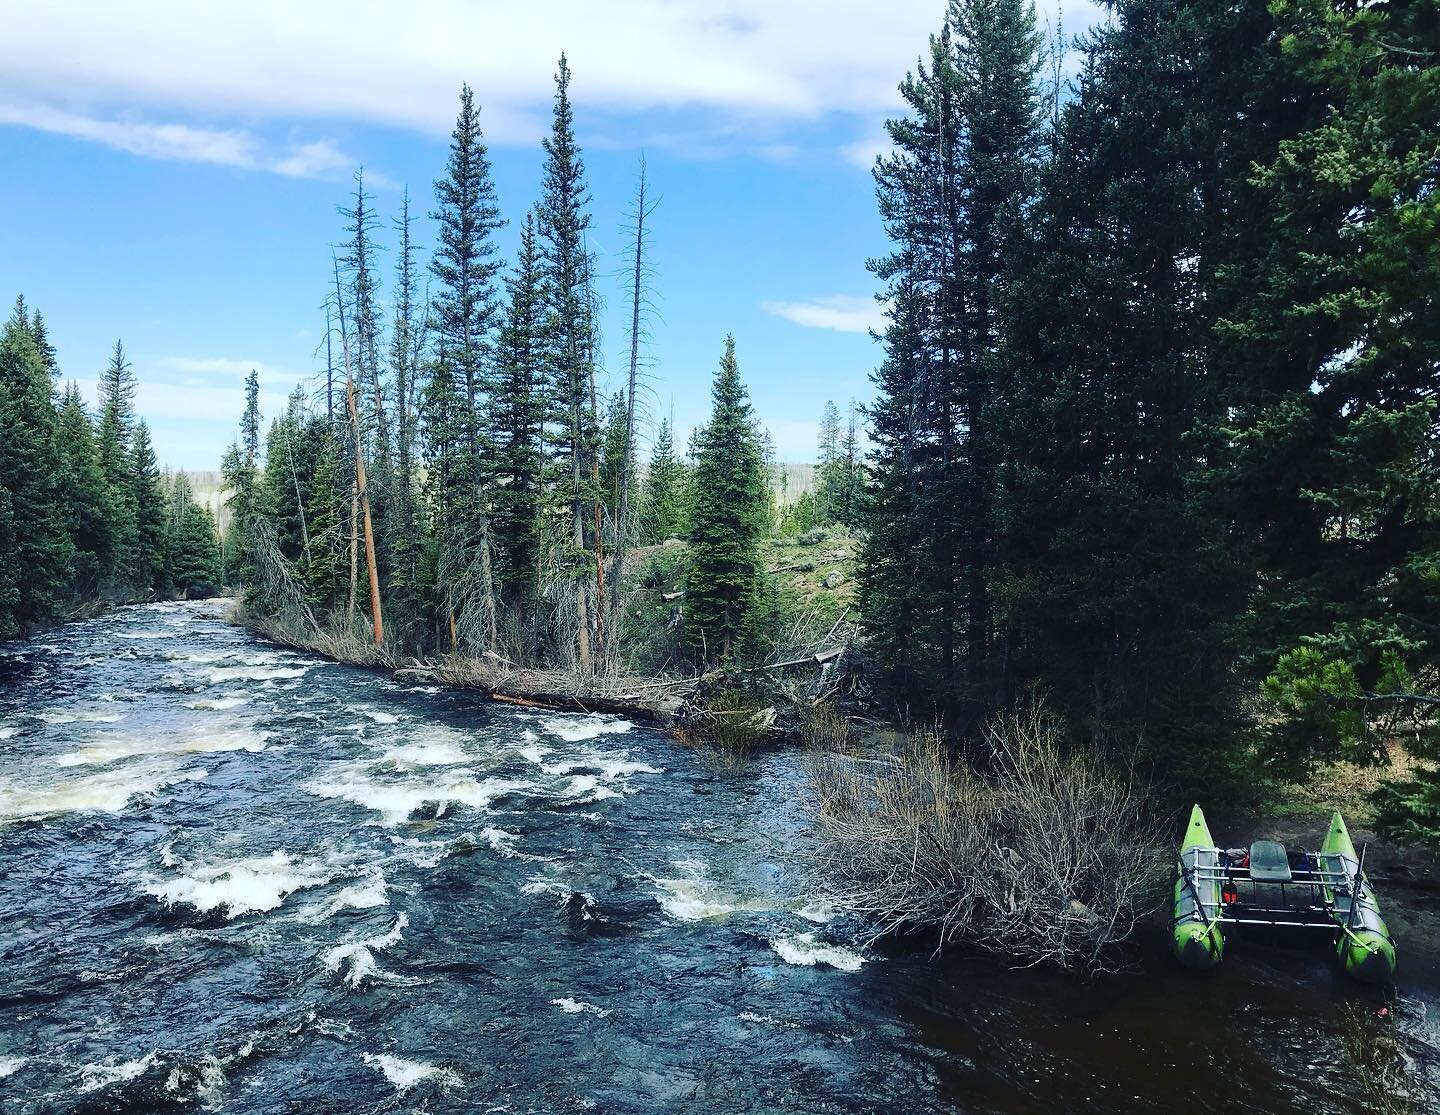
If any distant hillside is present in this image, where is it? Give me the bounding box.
[166,463,819,533]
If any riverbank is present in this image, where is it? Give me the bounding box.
[235,603,702,727]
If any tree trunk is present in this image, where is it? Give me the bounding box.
[611,161,649,634]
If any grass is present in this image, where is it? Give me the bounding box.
[1268,742,1419,825]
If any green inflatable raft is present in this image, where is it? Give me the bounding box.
[1169,804,1396,983]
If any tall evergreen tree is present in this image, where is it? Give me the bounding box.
[491,211,547,614]
[429,83,506,650]
[55,383,116,597]
[164,473,222,598]
[860,0,1042,713]
[538,54,599,671]
[641,417,688,544]
[96,339,139,583]
[684,336,767,663]
[129,420,166,592]
[1212,0,1440,832]
[0,307,71,632]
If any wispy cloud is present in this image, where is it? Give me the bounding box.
[155,356,310,389]
[762,295,886,335]
[0,104,360,179]
[1,1,1108,166]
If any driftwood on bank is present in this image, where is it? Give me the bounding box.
[410,657,697,725]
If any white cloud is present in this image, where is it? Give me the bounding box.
[0,104,359,179]
[1,2,1110,169]
[70,377,290,431]
[762,295,887,335]
[155,356,309,388]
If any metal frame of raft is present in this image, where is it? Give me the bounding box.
[1170,805,1397,983]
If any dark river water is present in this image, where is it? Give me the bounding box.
[1,600,1437,1114]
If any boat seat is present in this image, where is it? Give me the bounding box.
[1249,840,1292,882]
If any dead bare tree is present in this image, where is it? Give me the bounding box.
[333,255,384,646]
[610,158,659,648]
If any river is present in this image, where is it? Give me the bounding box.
[0,600,1436,1113]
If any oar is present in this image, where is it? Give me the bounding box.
[1346,842,1368,933]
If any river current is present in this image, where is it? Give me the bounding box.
[0,600,1437,1114]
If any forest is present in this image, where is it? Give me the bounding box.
[1,0,1436,853]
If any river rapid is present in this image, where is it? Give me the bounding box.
[0,600,1437,1114]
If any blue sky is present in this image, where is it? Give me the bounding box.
[0,0,1102,471]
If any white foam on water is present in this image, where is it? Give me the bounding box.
[187,693,251,711]
[795,898,839,924]
[119,630,172,640]
[540,715,633,742]
[378,739,470,769]
[305,766,532,826]
[144,850,334,917]
[559,774,618,803]
[298,868,389,923]
[0,1054,26,1077]
[323,913,409,989]
[653,860,772,922]
[0,764,206,824]
[34,708,125,725]
[770,932,865,972]
[0,726,16,740]
[478,826,524,858]
[542,753,661,780]
[362,1052,460,1091]
[388,833,476,869]
[53,728,267,768]
[79,1051,160,1092]
[550,997,611,1018]
[348,705,402,724]
[207,664,306,683]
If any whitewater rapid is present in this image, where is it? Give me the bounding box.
[0,600,878,1114]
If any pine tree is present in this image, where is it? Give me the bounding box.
[55,383,116,598]
[96,339,139,584]
[164,473,222,598]
[429,83,506,650]
[684,336,767,664]
[600,390,630,525]
[860,0,1042,711]
[641,417,689,544]
[538,54,599,671]
[223,370,264,592]
[0,306,72,632]
[815,399,850,523]
[491,211,547,614]
[990,0,1296,784]
[129,420,166,592]
[1211,0,1440,833]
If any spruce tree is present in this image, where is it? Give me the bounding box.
[429,83,506,649]
[56,383,116,597]
[600,390,630,525]
[491,211,547,613]
[129,420,166,592]
[0,307,72,631]
[96,339,139,584]
[164,473,222,598]
[1212,0,1440,831]
[538,54,599,670]
[684,336,766,664]
[641,417,688,544]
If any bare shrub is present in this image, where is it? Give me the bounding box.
[807,703,1165,972]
